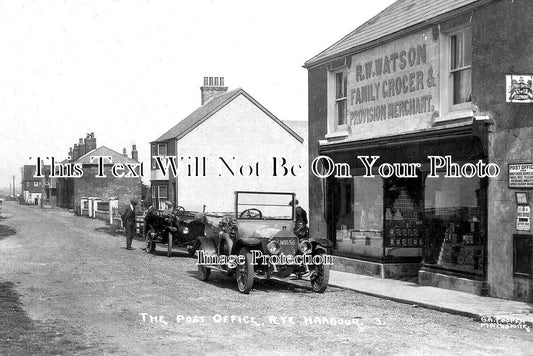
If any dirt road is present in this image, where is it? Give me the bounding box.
[0,202,531,355]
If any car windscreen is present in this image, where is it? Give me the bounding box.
[236,192,294,220]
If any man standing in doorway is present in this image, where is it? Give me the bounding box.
[121,199,138,250]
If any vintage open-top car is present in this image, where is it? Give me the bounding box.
[196,191,332,294]
[144,205,211,257]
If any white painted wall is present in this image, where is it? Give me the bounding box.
[176,94,308,214]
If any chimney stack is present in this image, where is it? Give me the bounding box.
[123,148,127,157]
[131,144,138,161]
[84,132,97,153]
[68,147,73,161]
[78,138,86,156]
[72,144,80,161]
[200,76,228,105]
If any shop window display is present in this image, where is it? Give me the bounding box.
[424,175,484,276]
[384,176,424,257]
[334,176,383,258]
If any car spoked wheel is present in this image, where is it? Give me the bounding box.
[198,252,211,281]
[187,244,196,258]
[167,232,173,257]
[145,229,155,254]
[236,247,254,294]
[310,256,330,293]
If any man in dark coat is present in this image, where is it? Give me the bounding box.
[290,199,308,239]
[121,199,138,250]
[293,199,308,227]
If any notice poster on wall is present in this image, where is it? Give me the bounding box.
[509,163,533,188]
[517,205,531,231]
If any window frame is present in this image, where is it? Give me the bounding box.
[439,25,473,117]
[151,142,168,169]
[335,71,348,127]
[327,66,349,137]
[157,185,168,210]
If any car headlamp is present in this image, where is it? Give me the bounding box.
[182,227,189,234]
[267,240,281,255]
[299,240,312,254]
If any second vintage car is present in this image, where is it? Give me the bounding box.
[196,191,332,294]
[144,205,211,257]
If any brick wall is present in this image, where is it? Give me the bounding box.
[73,165,142,211]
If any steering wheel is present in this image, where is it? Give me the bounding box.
[174,206,185,216]
[239,208,263,219]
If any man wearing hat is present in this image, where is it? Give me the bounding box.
[121,199,138,250]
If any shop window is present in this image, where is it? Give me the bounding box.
[439,26,472,116]
[335,71,347,127]
[333,176,384,259]
[424,174,484,276]
[384,176,424,255]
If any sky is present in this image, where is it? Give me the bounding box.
[0,0,396,189]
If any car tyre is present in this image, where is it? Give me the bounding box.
[145,227,155,254]
[236,247,254,294]
[310,256,330,293]
[198,264,210,281]
[167,232,173,257]
[187,242,197,258]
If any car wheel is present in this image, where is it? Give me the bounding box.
[310,256,330,293]
[187,243,197,258]
[236,247,254,294]
[167,232,173,257]
[145,228,155,254]
[198,264,210,281]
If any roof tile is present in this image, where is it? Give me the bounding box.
[305,0,483,67]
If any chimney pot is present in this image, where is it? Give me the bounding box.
[200,76,228,105]
[131,144,138,161]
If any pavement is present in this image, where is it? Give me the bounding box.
[326,270,533,327]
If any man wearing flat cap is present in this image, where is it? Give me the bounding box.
[121,199,138,250]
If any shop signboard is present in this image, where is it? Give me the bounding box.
[509,163,533,188]
[345,28,439,140]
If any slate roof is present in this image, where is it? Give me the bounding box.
[304,0,484,67]
[153,88,303,143]
[75,146,139,165]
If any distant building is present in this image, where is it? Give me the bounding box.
[150,77,308,213]
[56,133,142,213]
[72,146,141,212]
[21,165,42,205]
